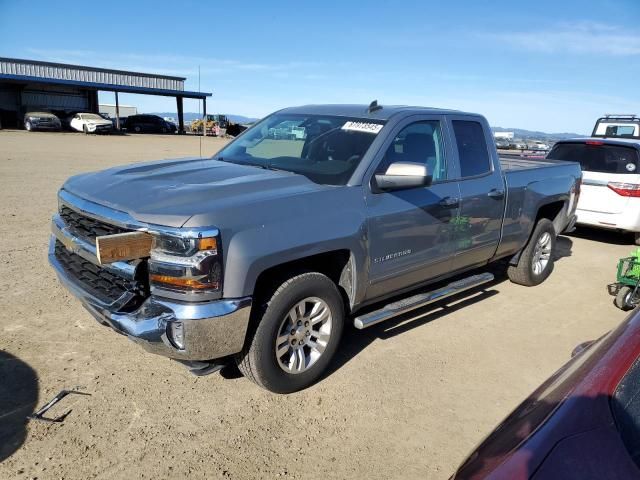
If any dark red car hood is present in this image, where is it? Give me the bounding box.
[453,310,640,479]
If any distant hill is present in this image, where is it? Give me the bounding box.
[150,112,259,124]
[492,126,584,141]
[149,113,581,139]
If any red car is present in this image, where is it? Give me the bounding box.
[453,309,640,479]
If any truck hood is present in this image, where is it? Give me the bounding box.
[63,158,329,227]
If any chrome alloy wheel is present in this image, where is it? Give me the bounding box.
[275,297,332,374]
[532,231,552,275]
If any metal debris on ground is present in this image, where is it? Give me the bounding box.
[28,389,91,423]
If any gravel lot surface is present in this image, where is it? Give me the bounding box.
[0,130,632,479]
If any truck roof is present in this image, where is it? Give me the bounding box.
[278,104,469,120]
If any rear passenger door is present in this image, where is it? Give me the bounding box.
[448,116,506,271]
[364,116,461,300]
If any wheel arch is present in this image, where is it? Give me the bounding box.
[509,199,567,266]
[251,250,356,312]
[535,199,567,235]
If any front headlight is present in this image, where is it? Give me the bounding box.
[148,234,222,299]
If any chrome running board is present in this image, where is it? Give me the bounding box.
[353,272,494,329]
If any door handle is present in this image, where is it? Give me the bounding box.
[488,189,505,199]
[439,196,460,208]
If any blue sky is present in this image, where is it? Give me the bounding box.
[1,0,639,133]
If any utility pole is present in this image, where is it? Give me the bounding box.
[115,91,120,132]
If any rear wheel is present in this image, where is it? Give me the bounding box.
[235,272,344,393]
[508,218,556,286]
[633,233,640,246]
[615,286,634,311]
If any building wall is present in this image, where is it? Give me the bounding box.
[493,131,514,139]
[22,84,90,111]
[0,80,98,127]
[99,104,137,118]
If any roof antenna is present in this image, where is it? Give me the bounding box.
[368,100,382,113]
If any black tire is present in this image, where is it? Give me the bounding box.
[134,125,141,133]
[235,272,344,393]
[508,218,556,286]
[615,286,634,311]
[83,124,88,134]
[633,233,640,246]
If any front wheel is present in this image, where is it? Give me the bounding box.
[508,218,556,286]
[235,272,344,393]
[25,120,32,131]
[615,286,635,311]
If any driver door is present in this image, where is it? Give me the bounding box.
[364,116,461,300]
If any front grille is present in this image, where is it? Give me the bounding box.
[54,240,147,308]
[60,206,128,244]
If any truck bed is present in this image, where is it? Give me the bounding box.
[495,155,581,259]
[499,156,570,172]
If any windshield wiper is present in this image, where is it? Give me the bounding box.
[248,162,288,172]
[213,156,288,173]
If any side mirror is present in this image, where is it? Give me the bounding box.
[374,162,432,192]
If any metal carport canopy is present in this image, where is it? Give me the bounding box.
[0,73,211,99]
[0,57,212,133]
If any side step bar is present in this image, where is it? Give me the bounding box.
[353,272,495,329]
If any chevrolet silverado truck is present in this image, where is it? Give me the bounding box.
[49,103,581,393]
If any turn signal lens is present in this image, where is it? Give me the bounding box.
[149,274,220,290]
[198,237,217,251]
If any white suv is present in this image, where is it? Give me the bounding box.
[548,138,640,244]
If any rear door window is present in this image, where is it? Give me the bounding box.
[549,143,640,174]
[452,120,492,177]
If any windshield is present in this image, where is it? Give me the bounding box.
[548,142,640,174]
[213,113,385,185]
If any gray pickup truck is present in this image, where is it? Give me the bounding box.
[49,104,581,392]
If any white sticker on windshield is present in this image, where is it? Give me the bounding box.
[341,121,383,134]
[627,163,637,172]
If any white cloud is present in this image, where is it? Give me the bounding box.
[24,48,322,77]
[488,21,640,56]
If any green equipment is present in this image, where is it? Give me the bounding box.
[608,248,640,310]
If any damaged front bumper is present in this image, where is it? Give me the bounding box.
[49,235,252,361]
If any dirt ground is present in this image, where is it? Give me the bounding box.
[0,129,633,479]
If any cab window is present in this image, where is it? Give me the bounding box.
[377,121,447,182]
[452,120,492,178]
